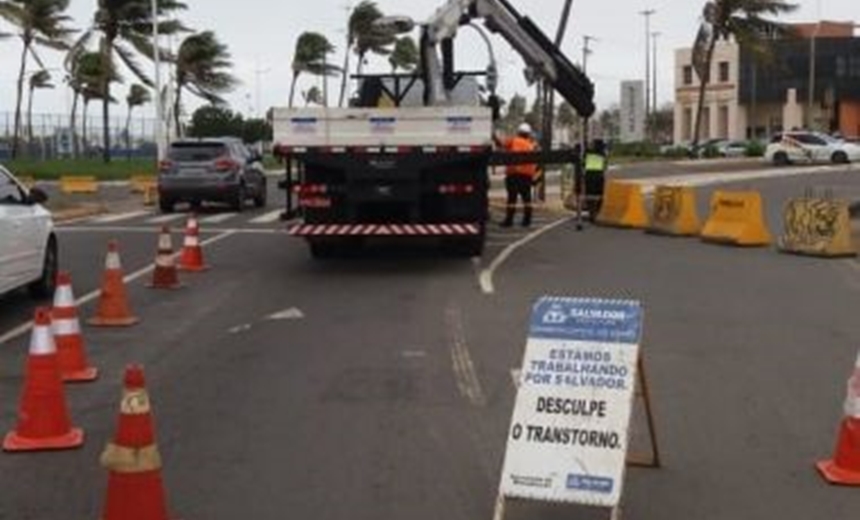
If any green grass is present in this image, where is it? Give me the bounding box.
[1,158,157,180]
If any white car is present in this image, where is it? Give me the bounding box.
[0,165,57,298]
[765,131,860,166]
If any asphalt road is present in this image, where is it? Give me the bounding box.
[2,163,860,519]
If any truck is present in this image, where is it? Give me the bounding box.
[272,0,595,259]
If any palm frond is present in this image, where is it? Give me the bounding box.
[115,42,152,86]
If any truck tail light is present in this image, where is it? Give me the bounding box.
[295,184,328,195]
[438,183,475,195]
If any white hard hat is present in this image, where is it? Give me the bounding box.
[517,123,533,136]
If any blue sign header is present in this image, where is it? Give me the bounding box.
[529,297,643,344]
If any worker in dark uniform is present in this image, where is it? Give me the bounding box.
[583,138,608,221]
[496,123,538,228]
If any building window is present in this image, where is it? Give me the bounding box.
[719,61,729,82]
[683,65,693,85]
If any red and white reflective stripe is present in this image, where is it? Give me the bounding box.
[52,317,81,336]
[155,254,174,268]
[184,236,200,247]
[53,285,75,307]
[106,252,122,270]
[158,233,172,251]
[288,223,480,236]
[30,324,56,355]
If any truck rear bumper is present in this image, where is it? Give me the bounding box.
[288,223,481,237]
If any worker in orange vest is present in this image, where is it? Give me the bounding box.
[496,123,539,227]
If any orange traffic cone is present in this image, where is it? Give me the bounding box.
[817,351,860,485]
[89,240,140,327]
[148,226,183,290]
[178,214,209,272]
[51,271,98,382]
[101,365,173,520]
[3,307,84,452]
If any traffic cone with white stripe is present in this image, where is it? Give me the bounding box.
[178,214,209,272]
[101,365,173,520]
[147,226,182,290]
[51,271,98,382]
[817,351,860,485]
[3,307,84,452]
[88,240,140,327]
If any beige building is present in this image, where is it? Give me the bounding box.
[674,22,860,145]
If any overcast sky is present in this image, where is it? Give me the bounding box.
[0,0,852,123]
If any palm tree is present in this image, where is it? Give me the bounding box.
[289,32,337,108]
[338,0,395,107]
[125,84,150,153]
[80,0,188,163]
[690,0,797,150]
[26,69,53,142]
[65,49,103,157]
[0,0,75,158]
[173,30,237,137]
[303,86,322,106]
[389,36,418,73]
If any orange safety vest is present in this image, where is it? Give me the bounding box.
[504,136,538,178]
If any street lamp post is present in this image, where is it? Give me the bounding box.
[652,31,661,127]
[640,8,656,136]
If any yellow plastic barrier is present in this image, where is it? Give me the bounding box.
[778,198,856,258]
[700,190,772,247]
[130,175,157,194]
[647,186,701,236]
[60,176,98,194]
[143,184,159,206]
[595,180,649,229]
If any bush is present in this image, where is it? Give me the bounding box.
[661,146,691,159]
[745,141,766,157]
[702,145,722,159]
[609,141,661,158]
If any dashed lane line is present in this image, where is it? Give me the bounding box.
[146,213,186,224]
[56,226,286,235]
[199,212,238,224]
[250,210,285,224]
[0,231,238,346]
[90,210,152,224]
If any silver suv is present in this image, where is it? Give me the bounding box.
[157,137,268,213]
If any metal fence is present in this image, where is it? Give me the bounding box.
[0,111,159,161]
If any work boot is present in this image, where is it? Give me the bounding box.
[522,209,532,228]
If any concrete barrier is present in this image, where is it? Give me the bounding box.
[595,180,649,229]
[60,176,98,194]
[647,186,701,237]
[130,175,157,194]
[701,190,771,247]
[778,197,856,258]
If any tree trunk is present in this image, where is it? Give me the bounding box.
[289,73,300,108]
[82,99,89,155]
[126,106,133,161]
[27,85,35,143]
[70,91,80,158]
[12,39,29,159]
[173,86,182,139]
[691,36,718,153]
[338,34,351,108]
[101,40,112,164]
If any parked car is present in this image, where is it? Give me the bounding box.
[765,131,860,166]
[157,137,268,213]
[0,164,57,298]
[717,140,749,158]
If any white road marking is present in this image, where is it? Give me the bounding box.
[479,217,572,295]
[91,210,152,224]
[0,231,238,346]
[250,210,284,224]
[446,305,486,407]
[401,350,427,359]
[199,213,238,224]
[228,324,253,334]
[265,307,305,320]
[57,226,287,235]
[147,213,186,224]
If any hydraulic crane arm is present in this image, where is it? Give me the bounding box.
[421,0,595,118]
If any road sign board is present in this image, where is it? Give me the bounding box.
[499,297,644,508]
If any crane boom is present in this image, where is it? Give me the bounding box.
[421,0,595,118]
